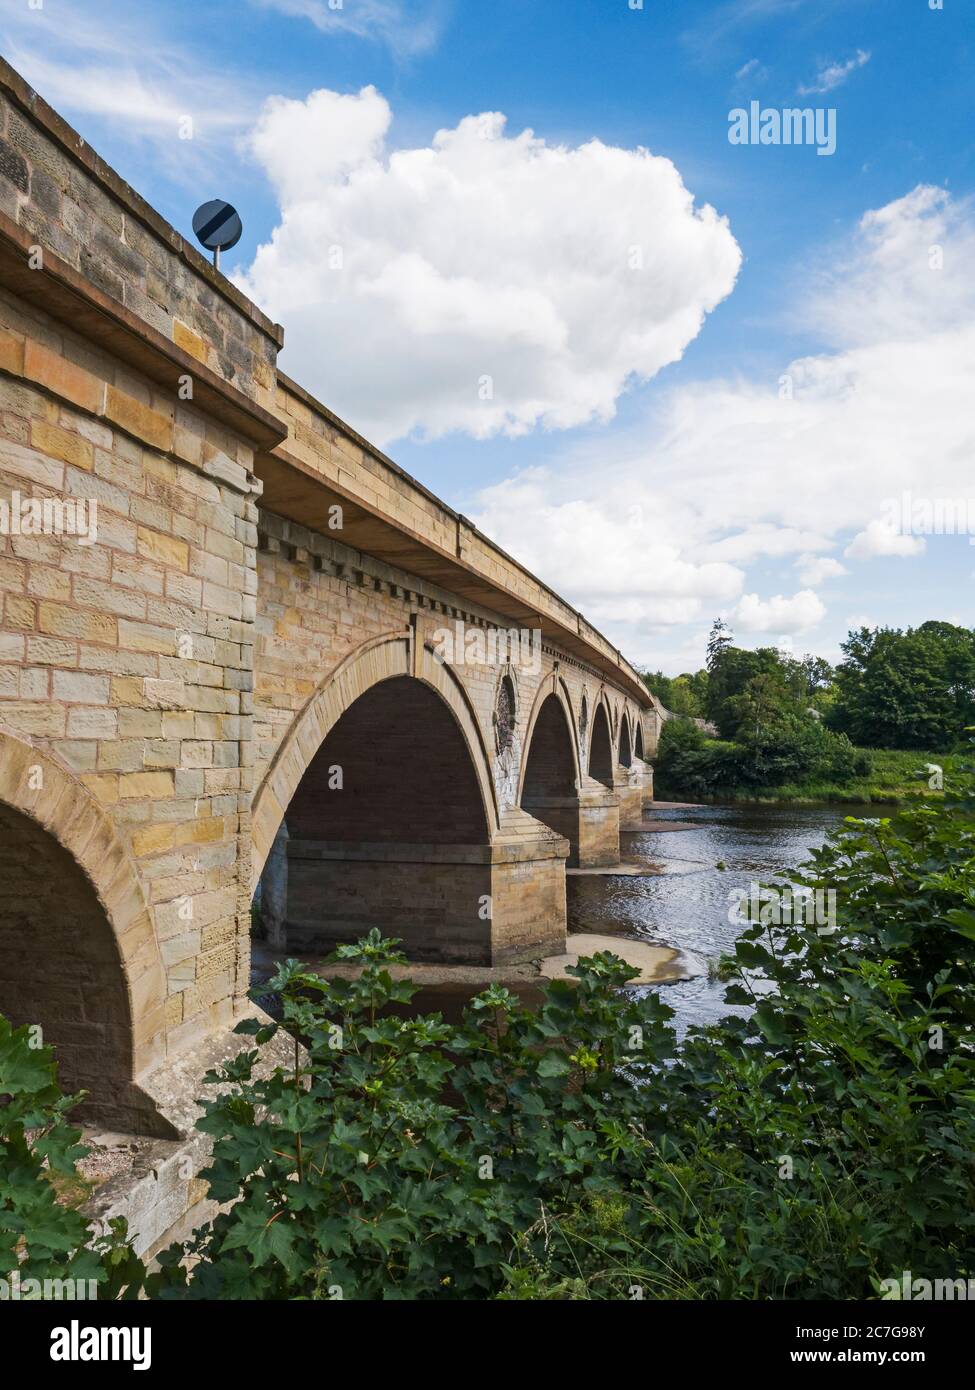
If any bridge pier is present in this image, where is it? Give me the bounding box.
[614,768,645,830]
[640,759,655,808]
[265,814,567,967]
[522,773,620,868]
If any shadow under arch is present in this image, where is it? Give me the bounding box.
[0,727,170,1134]
[251,628,501,892]
[587,694,616,788]
[517,674,581,804]
[619,716,632,768]
[249,628,531,963]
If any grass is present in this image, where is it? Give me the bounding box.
[659,748,948,805]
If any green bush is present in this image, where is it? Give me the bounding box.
[6,754,975,1300]
[654,711,867,796]
[145,936,674,1300]
[0,1018,140,1298]
[501,752,975,1298]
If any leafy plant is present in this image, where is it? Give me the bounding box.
[0,1018,140,1298]
[146,933,674,1300]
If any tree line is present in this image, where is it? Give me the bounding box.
[643,619,975,794]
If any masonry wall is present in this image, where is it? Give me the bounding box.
[0,279,261,1063]
[253,508,647,851]
[0,61,281,406]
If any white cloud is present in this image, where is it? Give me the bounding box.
[251,0,444,55]
[845,520,926,559]
[799,49,871,96]
[237,86,742,444]
[0,2,259,180]
[735,57,769,83]
[470,184,975,670]
[732,589,826,634]
[796,554,847,585]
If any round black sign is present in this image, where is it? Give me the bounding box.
[192,199,242,253]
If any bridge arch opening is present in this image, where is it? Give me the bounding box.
[635,721,645,760]
[522,693,577,802]
[588,701,615,788]
[520,689,591,867]
[0,802,159,1132]
[619,718,632,768]
[257,673,497,962]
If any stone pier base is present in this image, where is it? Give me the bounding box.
[280,812,568,966]
[523,775,620,868]
[614,771,645,830]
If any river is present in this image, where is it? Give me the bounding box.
[568,800,890,1036]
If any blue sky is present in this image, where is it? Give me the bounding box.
[2,0,973,672]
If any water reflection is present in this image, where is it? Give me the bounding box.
[569,801,889,1037]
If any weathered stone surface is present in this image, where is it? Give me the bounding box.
[0,58,667,1245]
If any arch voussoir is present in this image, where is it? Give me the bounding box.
[0,726,169,1120]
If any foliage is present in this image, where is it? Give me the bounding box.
[642,667,708,719]
[829,621,975,750]
[654,710,868,797]
[145,934,674,1301]
[500,751,975,1298]
[7,756,975,1300]
[0,1018,141,1297]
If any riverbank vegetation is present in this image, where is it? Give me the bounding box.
[4,758,974,1298]
[645,618,971,801]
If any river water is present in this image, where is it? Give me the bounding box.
[568,801,888,1036]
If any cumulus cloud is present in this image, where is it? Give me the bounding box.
[471,184,975,669]
[731,590,826,634]
[237,86,742,444]
[799,49,871,96]
[845,520,926,560]
[796,554,847,585]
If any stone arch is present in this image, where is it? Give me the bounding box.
[634,718,646,760]
[619,715,632,768]
[251,628,500,893]
[587,694,615,788]
[251,630,510,963]
[0,727,168,1134]
[518,675,581,803]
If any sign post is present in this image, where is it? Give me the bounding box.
[192,199,243,271]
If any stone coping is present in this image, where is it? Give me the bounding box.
[0,56,283,348]
[0,209,287,453]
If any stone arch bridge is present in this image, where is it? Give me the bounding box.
[0,62,663,1245]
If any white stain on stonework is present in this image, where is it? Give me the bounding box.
[495,736,521,813]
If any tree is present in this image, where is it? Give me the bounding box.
[829,622,975,749]
[706,618,733,671]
